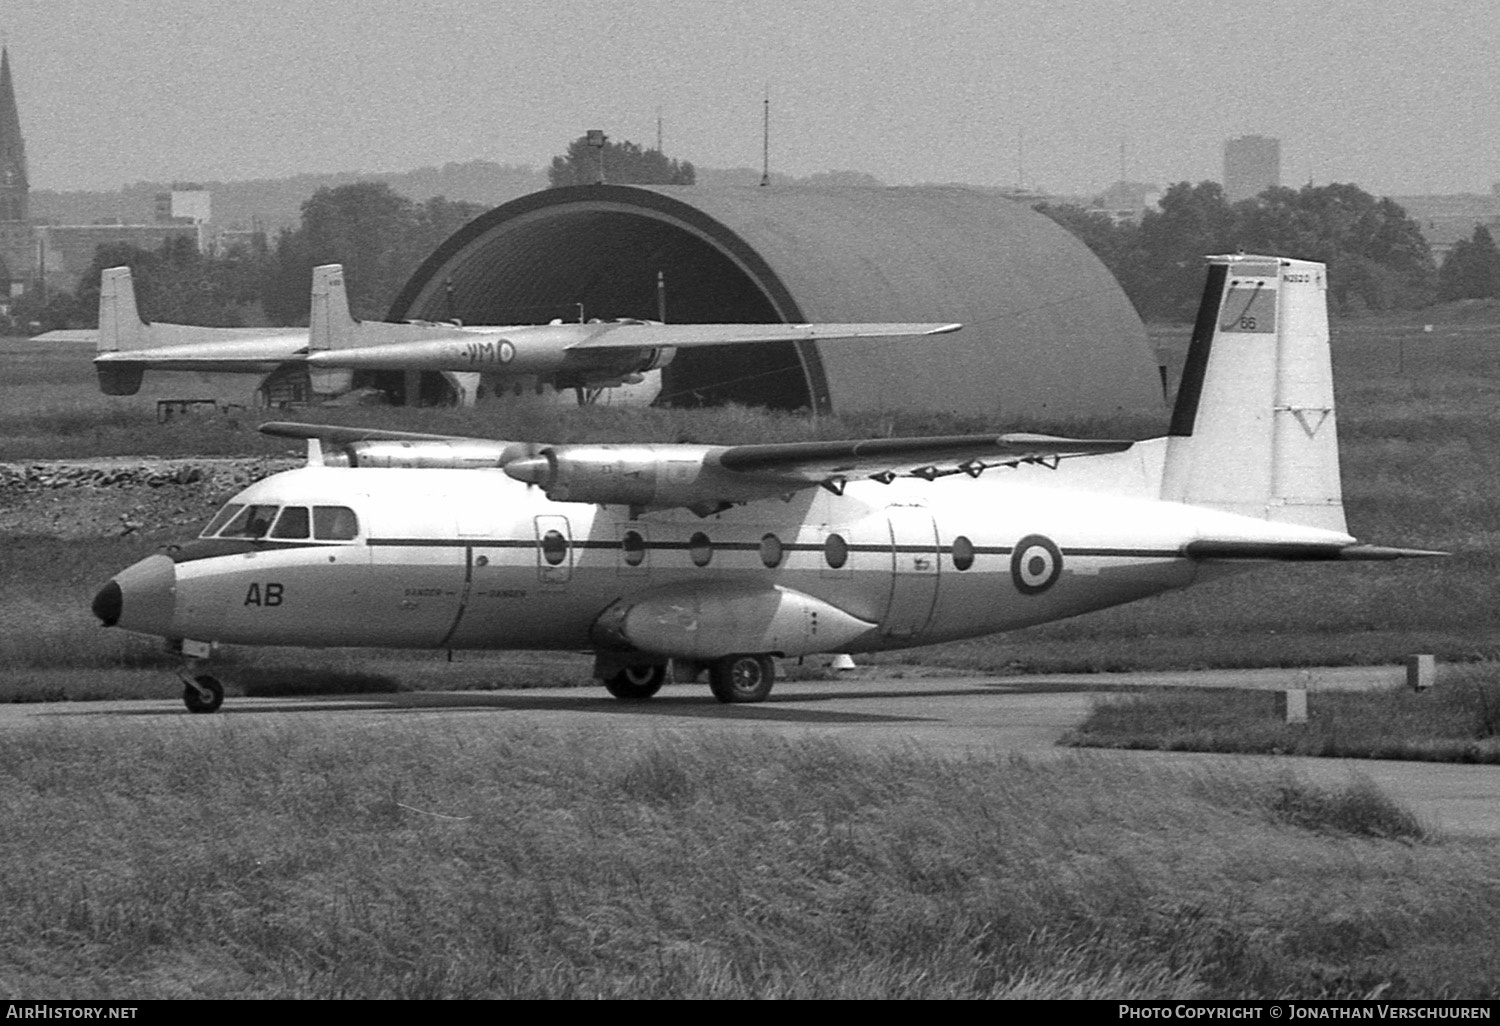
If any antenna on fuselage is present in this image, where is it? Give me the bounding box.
[760,87,770,187]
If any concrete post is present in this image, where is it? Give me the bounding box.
[1406,654,1436,691]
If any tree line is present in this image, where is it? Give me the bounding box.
[17,134,695,333]
[19,152,1493,333]
[16,182,490,333]
[1035,181,1472,320]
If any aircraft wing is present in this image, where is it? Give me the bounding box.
[715,433,1135,480]
[260,422,479,444]
[564,321,962,350]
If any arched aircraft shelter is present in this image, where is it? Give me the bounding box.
[388,184,1162,418]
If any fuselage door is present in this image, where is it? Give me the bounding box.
[885,504,939,638]
[535,515,573,584]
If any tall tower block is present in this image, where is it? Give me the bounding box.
[0,46,34,292]
[1223,135,1280,203]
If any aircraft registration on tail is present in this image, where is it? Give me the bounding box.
[54,265,958,404]
[92,254,1442,712]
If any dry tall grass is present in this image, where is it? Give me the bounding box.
[2,721,1493,999]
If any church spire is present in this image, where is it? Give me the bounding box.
[0,46,29,217]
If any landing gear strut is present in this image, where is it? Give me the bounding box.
[708,654,776,703]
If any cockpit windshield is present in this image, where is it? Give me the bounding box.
[199,503,360,542]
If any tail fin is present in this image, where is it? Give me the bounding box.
[97,266,147,354]
[1160,255,1345,533]
[307,264,355,395]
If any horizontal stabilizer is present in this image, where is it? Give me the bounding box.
[31,329,98,343]
[1184,540,1446,561]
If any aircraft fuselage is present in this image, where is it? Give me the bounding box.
[103,463,1344,660]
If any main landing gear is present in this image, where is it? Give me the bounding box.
[707,654,776,704]
[599,654,778,704]
[603,663,667,701]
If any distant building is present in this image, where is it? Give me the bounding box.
[37,222,200,290]
[154,185,211,225]
[1094,181,1162,223]
[1223,135,1281,203]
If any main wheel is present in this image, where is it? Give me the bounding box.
[603,663,666,701]
[708,654,775,704]
[183,674,224,714]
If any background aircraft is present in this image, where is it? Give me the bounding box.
[93,254,1440,712]
[44,265,959,406]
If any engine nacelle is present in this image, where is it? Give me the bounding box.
[591,582,877,659]
[340,439,526,469]
[503,445,792,509]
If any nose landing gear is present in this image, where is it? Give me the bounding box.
[175,666,225,713]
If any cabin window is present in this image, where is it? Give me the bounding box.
[622,530,646,567]
[689,532,713,567]
[952,536,975,571]
[759,533,783,569]
[201,504,245,538]
[541,529,569,566]
[217,504,280,539]
[824,533,848,569]
[270,506,311,540]
[313,506,360,541]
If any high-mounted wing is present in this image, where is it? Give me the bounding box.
[503,432,1135,512]
[302,320,962,374]
[261,420,1134,512]
[562,321,963,350]
[260,420,538,469]
[716,433,1133,480]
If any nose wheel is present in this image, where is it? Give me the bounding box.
[179,673,224,714]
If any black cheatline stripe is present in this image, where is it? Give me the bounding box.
[1065,547,1180,558]
[1168,262,1229,438]
[366,538,1182,560]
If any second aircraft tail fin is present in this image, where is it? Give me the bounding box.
[307,264,356,395]
[97,266,147,354]
[1160,254,1345,533]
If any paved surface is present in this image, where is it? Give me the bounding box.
[6,666,1499,839]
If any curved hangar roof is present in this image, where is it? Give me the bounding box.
[389,184,1161,418]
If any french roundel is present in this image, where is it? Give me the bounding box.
[1010,534,1063,595]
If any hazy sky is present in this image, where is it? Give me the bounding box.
[8,0,1500,197]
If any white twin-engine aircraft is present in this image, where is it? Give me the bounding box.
[79,264,959,402]
[93,254,1440,712]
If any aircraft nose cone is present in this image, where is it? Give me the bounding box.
[96,554,177,636]
[92,580,122,626]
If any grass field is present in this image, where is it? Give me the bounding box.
[1066,664,1500,762]
[7,719,1500,999]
